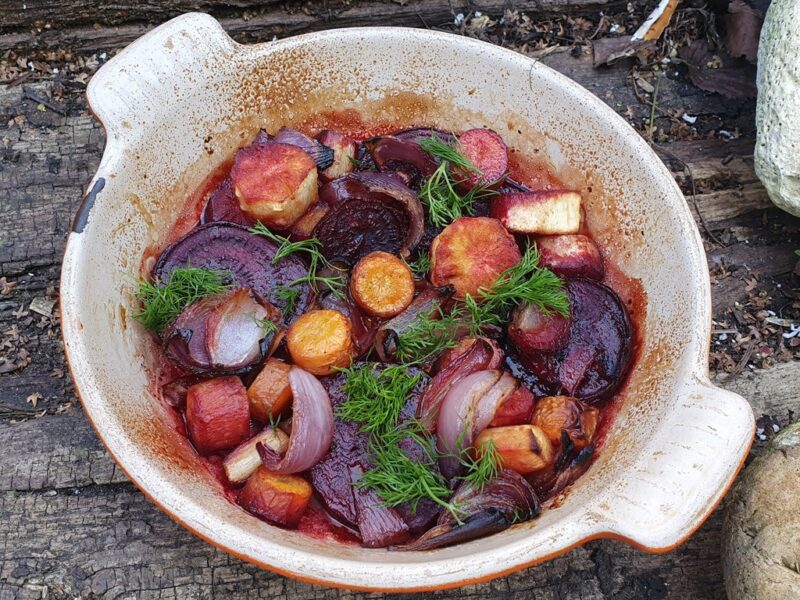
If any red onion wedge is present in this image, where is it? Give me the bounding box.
[417,337,503,430]
[437,370,518,481]
[401,470,539,550]
[273,126,334,171]
[257,367,334,474]
[164,288,282,375]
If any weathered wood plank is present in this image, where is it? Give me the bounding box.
[0,0,629,52]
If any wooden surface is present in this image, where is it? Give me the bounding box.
[1,3,799,598]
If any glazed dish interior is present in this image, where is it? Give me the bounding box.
[60,20,752,588]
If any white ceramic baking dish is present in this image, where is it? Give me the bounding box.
[60,13,754,591]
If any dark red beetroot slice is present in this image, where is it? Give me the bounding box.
[455,128,508,190]
[201,178,254,227]
[518,278,632,403]
[314,173,424,265]
[155,222,309,322]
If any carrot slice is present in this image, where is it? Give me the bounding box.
[286,309,354,376]
[350,251,415,318]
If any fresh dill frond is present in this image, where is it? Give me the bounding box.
[272,284,301,317]
[254,316,279,336]
[347,155,362,168]
[418,136,498,228]
[268,412,282,434]
[475,243,570,319]
[250,222,346,299]
[406,251,432,278]
[394,303,461,365]
[356,421,458,514]
[337,363,422,434]
[459,439,502,491]
[133,266,231,333]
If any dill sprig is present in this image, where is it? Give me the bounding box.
[249,222,346,299]
[254,316,280,337]
[273,284,301,317]
[394,303,461,365]
[418,136,498,228]
[475,243,570,320]
[336,363,423,434]
[458,439,502,491]
[357,421,458,514]
[133,266,231,333]
[406,250,432,278]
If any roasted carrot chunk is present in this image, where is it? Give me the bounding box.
[247,358,293,423]
[531,395,599,449]
[430,216,521,299]
[231,143,318,229]
[350,251,415,318]
[185,376,250,455]
[286,309,354,376]
[238,467,312,527]
[475,424,554,475]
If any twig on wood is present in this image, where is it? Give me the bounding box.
[721,337,758,384]
[22,87,67,115]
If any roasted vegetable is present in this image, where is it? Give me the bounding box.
[273,126,334,170]
[536,234,604,280]
[286,309,355,375]
[317,130,358,181]
[223,427,289,484]
[185,376,250,454]
[314,173,424,265]
[491,190,581,234]
[531,395,598,449]
[155,223,310,322]
[430,216,522,299]
[163,288,282,375]
[490,385,537,427]
[508,301,572,354]
[247,358,293,423]
[238,467,312,527]
[231,143,318,228]
[474,424,554,475]
[455,128,508,189]
[350,251,415,318]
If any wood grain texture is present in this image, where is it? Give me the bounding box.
[0,32,797,599]
[0,0,629,51]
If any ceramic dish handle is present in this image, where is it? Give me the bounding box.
[85,13,236,152]
[601,376,754,551]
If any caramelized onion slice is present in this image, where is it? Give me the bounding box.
[274,126,334,170]
[401,470,539,550]
[257,367,334,474]
[436,370,517,480]
[363,136,437,187]
[416,336,503,429]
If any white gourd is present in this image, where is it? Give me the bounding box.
[754,0,800,218]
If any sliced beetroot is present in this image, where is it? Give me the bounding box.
[455,128,508,190]
[155,222,309,322]
[201,178,254,227]
[351,464,410,547]
[517,278,632,403]
[313,173,424,265]
[274,126,334,171]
